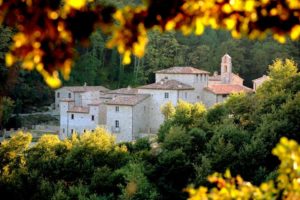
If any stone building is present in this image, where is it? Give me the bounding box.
[54,85,109,113]
[58,54,258,142]
[252,75,270,91]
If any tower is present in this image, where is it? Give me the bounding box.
[221,53,232,84]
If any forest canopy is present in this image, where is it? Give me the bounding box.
[0,0,299,88]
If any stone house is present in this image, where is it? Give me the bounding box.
[252,75,270,91]
[58,54,262,142]
[106,94,150,142]
[54,85,109,113]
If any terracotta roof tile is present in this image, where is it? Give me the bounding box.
[87,100,103,106]
[208,73,243,81]
[67,106,89,113]
[106,94,150,106]
[155,66,210,74]
[205,84,253,95]
[58,86,109,93]
[107,87,138,95]
[139,80,194,90]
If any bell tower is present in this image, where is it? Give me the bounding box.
[221,54,232,84]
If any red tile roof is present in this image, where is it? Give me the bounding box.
[107,87,138,95]
[67,106,89,113]
[155,66,210,74]
[139,80,194,90]
[208,73,243,81]
[58,86,109,93]
[87,100,103,106]
[205,84,253,95]
[106,94,150,106]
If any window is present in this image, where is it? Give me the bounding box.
[57,104,59,108]
[63,128,65,133]
[116,106,119,112]
[83,129,86,133]
[185,92,188,99]
[91,115,94,121]
[164,92,169,99]
[115,120,119,128]
[68,93,71,98]
[57,92,60,98]
[222,94,228,98]
[71,114,74,119]
[144,106,146,111]
[71,129,74,133]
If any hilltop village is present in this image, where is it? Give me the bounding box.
[56,54,268,142]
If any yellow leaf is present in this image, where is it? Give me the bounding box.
[5,53,14,67]
[195,18,204,35]
[65,0,86,9]
[122,51,131,65]
[44,71,62,88]
[165,20,176,31]
[290,25,300,40]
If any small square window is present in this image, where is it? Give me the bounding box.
[222,94,228,98]
[116,106,119,112]
[91,115,94,121]
[115,120,119,128]
[164,92,169,99]
[71,114,74,119]
[57,92,60,98]
[68,93,71,98]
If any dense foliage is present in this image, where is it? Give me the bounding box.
[1,59,300,199]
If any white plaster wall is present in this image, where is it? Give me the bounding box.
[59,101,69,139]
[99,104,107,125]
[55,88,74,112]
[138,89,178,133]
[253,79,268,91]
[74,93,82,106]
[178,90,194,102]
[203,90,218,107]
[66,108,101,136]
[106,105,133,143]
[132,98,150,139]
[203,91,228,107]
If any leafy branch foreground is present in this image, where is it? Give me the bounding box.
[187,137,300,200]
[1,0,300,87]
